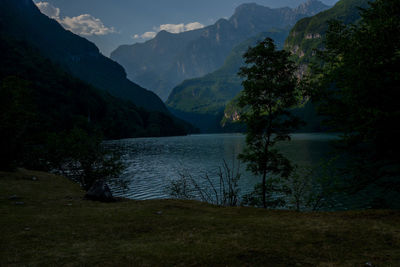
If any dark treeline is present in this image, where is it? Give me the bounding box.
[0,35,191,173]
[306,0,400,205]
[225,0,400,209]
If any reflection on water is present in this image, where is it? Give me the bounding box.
[105,133,338,201]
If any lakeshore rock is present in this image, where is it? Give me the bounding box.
[85,180,115,202]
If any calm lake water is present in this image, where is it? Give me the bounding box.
[105,133,339,201]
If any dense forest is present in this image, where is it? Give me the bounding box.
[308,0,400,198]
[0,35,194,172]
[0,0,198,174]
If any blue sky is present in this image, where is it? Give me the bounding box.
[34,0,339,56]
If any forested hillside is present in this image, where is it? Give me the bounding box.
[285,0,371,68]
[0,0,168,112]
[0,35,193,170]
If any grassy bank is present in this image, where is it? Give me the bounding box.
[1,169,399,266]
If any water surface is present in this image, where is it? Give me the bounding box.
[105,133,338,200]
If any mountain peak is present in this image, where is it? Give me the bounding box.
[295,0,330,15]
[157,30,173,37]
[234,0,329,15]
[234,3,267,14]
[111,0,330,101]
[0,0,169,113]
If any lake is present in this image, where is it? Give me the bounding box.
[105,133,339,201]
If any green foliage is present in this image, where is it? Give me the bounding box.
[45,128,123,190]
[238,37,304,208]
[242,159,342,211]
[0,35,189,140]
[0,34,192,190]
[285,0,370,66]
[166,30,289,132]
[310,0,400,195]
[283,160,341,211]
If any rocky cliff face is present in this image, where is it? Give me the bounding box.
[111,1,330,101]
[285,0,371,75]
[165,30,289,132]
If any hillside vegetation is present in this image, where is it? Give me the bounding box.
[0,36,189,140]
[285,0,371,66]
[0,0,168,112]
[166,30,289,132]
[167,30,288,115]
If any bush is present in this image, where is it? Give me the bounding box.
[45,128,124,190]
[283,160,341,211]
[167,160,241,206]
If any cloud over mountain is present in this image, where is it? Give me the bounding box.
[35,1,59,18]
[35,1,115,36]
[133,22,204,40]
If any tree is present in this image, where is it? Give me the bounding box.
[238,37,303,208]
[310,0,400,197]
[46,128,124,191]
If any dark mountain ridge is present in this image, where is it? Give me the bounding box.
[0,0,168,113]
[0,35,189,139]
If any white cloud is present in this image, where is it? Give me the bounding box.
[60,14,115,36]
[134,31,157,40]
[158,23,186,34]
[35,1,60,19]
[35,2,115,36]
[158,22,204,33]
[183,22,205,31]
[133,22,205,41]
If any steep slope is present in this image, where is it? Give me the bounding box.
[166,30,289,132]
[285,0,371,68]
[111,29,204,101]
[0,35,189,140]
[111,0,330,100]
[0,0,167,113]
[221,0,373,134]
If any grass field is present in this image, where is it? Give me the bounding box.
[1,169,399,266]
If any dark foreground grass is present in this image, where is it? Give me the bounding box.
[1,169,399,266]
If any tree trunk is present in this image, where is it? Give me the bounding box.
[262,169,267,209]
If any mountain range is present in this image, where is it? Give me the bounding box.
[285,0,371,69]
[111,0,330,101]
[0,0,369,136]
[166,0,371,132]
[0,0,195,138]
[166,30,289,132]
[0,0,167,113]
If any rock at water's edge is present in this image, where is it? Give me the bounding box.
[85,180,115,202]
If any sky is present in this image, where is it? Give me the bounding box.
[33,0,339,56]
